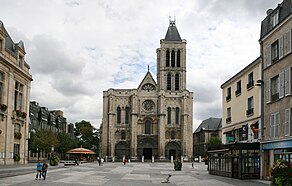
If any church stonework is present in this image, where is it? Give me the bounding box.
[101,21,193,161]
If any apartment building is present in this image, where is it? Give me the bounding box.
[259,0,292,179]
[0,21,33,165]
[221,57,262,145]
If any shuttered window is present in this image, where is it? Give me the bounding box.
[266,79,270,103]
[285,108,291,136]
[270,112,280,138]
[279,71,285,98]
[285,68,291,96]
[279,36,284,59]
[284,30,291,55]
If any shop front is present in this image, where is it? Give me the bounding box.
[262,139,292,179]
[208,142,260,179]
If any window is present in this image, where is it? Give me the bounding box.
[285,108,291,136]
[167,107,171,125]
[14,123,21,133]
[175,74,179,90]
[14,144,20,156]
[235,80,241,96]
[166,50,170,67]
[226,87,231,101]
[284,30,291,55]
[171,131,175,139]
[171,50,175,67]
[271,11,279,27]
[116,107,121,125]
[0,39,3,51]
[145,120,151,134]
[14,81,23,111]
[125,107,130,124]
[247,72,254,89]
[271,40,279,63]
[18,55,23,67]
[247,97,254,116]
[285,68,291,96]
[271,75,279,101]
[270,112,280,138]
[121,131,126,140]
[0,72,3,104]
[167,74,171,90]
[226,107,231,123]
[175,107,180,125]
[177,50,180,67]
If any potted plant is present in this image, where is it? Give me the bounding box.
[50,155,60,166]
[0,104,7,112]
[13,154,20,162]
[271,159,292,186]
[14,132,22,139]
[174,159,182,171]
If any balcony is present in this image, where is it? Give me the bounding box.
[226,117,231,123]
[246,108,254,116]
[246,81,254,89]
[235,89,241,96]
[271,93,279,102]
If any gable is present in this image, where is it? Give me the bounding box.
[137,72,157,91]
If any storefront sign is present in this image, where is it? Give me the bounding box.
[262,140,292,150]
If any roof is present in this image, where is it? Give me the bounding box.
[164,20,182,41]
[194,117,222,133]
[260,0,292,39]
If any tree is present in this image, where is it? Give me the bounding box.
[56,132,77,159]
[206,136,222,153]
[74,120,100,154]
[34,129,60,153]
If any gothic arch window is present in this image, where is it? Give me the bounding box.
[125,106,130,124]
[167,107,171,125]
[167,74,172,90]
[177,50,180,67]
[121,130,126,140]
[145,119,152,134]
[175,107,180,125]
[171,131,175,139]
[166,50,170,67]
[175,74,180,90]
[171,50,175,67]
[117,107,121,125]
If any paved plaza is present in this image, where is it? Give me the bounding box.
[0,162,270,186]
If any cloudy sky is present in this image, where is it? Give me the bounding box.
[0,0,281,130]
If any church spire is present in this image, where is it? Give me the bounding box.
[165,17,181,41]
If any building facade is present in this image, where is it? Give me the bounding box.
[0,21,33,165]
[29,101,73,161]
[101,21,194,161]
[260,0,292,179]
[221,57,262,145]
[193,117,222,159]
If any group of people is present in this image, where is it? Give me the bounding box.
[97,157,104,166]
[36,160,48,180]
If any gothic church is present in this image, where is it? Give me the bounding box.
[101,21,194,161]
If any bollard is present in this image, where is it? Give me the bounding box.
[152,156,154,163]
[171,156,173,163]
[142,156,144,163]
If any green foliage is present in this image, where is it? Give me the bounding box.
[49,155,59,166]
[271,159,292,186]
[13,154,20,161]
[74,120,100,154]
[30,129,60,153]
[174,159,182,171]
[56,132,76,158]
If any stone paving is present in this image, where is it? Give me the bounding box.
[0,162,270,186]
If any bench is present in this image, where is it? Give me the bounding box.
[63,161,77,166]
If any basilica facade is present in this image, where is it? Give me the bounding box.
[101,21,194,161]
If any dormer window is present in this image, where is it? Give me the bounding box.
[0,39,3,51]
[18,55,23,67]
[271,11,279,27]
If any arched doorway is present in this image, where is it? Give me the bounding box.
[137,137,158,160]
[115,141,130,160]
[165,141,181,160]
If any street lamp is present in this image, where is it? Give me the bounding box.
[256,79,264,180]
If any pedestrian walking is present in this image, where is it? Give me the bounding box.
[97,157,101,166]
[123,159,127,165]
[35,160,43,180]
[42,160,48,180]
[101,158,104,166]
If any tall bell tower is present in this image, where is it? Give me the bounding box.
[157,19,187,92]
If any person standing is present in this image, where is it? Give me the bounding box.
[42,160,48,180]
[35,160,43,180]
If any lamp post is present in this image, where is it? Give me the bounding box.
[256,79,264,180]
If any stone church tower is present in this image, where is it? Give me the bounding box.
[101,20,193,161]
